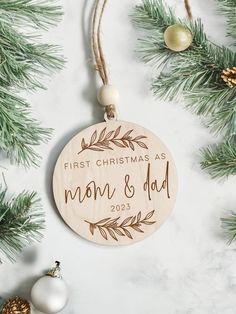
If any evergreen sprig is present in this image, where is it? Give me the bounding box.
[0,20,63,91]
[0,187,44,262]
[0,0,62,29]
[217,0,236,41]
[221,211,236,243]
[132,0,236,178]
[0,89,52,167]
[0,0,63,167]
[201,136,236,178]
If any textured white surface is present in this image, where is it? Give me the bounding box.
[1,0,236,313]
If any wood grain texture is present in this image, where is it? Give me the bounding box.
[52,120,178,245]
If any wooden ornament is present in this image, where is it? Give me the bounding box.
[53,121,177,245]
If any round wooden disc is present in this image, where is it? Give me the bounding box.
[53,121,177,245]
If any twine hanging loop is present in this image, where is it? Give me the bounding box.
[91,0,117,121]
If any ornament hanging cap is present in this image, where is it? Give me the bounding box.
[46,261,62,278]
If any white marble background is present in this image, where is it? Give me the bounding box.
[1,0,236,313]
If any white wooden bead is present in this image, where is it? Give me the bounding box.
[97,85,119,107]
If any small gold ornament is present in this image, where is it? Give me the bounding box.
[164,24,193,52]
[221,67,236,88]
[2,297,30,314]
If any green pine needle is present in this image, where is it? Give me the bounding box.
[0,89,52,167]
[132,0,236,178]
[0,187,44,262]
[221,211,236,243]
[217,0,236,41]
[0,1,62,261]
[133,1,236,136]
[0,20,64,91]
[201,136,236,178]
[131,0,178,31]
[0,0,63,29]
[0,1,64,167]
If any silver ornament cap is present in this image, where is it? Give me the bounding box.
[46,260,62,278]
[31,261,69,314]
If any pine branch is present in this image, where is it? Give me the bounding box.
[0,1,64,167]
[201,136,236,178]
[0,20,64,91]
[0,89,52,167]
[0,187,44,262]
[0,0,62,263]
[0,0,62,29]
[131,0,178,32]
[221,211,236,243]
[217,0,236,41]
[132,0,236,178]
[132,1,236,136]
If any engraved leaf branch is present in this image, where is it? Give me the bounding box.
[78,126,148,155]
[84,210,156,241]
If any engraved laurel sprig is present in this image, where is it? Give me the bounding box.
[84,210,156,241]
[77,126,148,155]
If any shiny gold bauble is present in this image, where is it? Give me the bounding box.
[164,24,193,52]
[2,297,30,314]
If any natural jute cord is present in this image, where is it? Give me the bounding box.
[91,0,117,120]
[184,0,192,19]
[91,0,109,85]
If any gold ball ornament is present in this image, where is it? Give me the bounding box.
[164,24,193,52]
[2,297,30,314]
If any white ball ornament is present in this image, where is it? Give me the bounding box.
[97,84,119,107]
[31,261,69,314]
[164,24,193,52]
